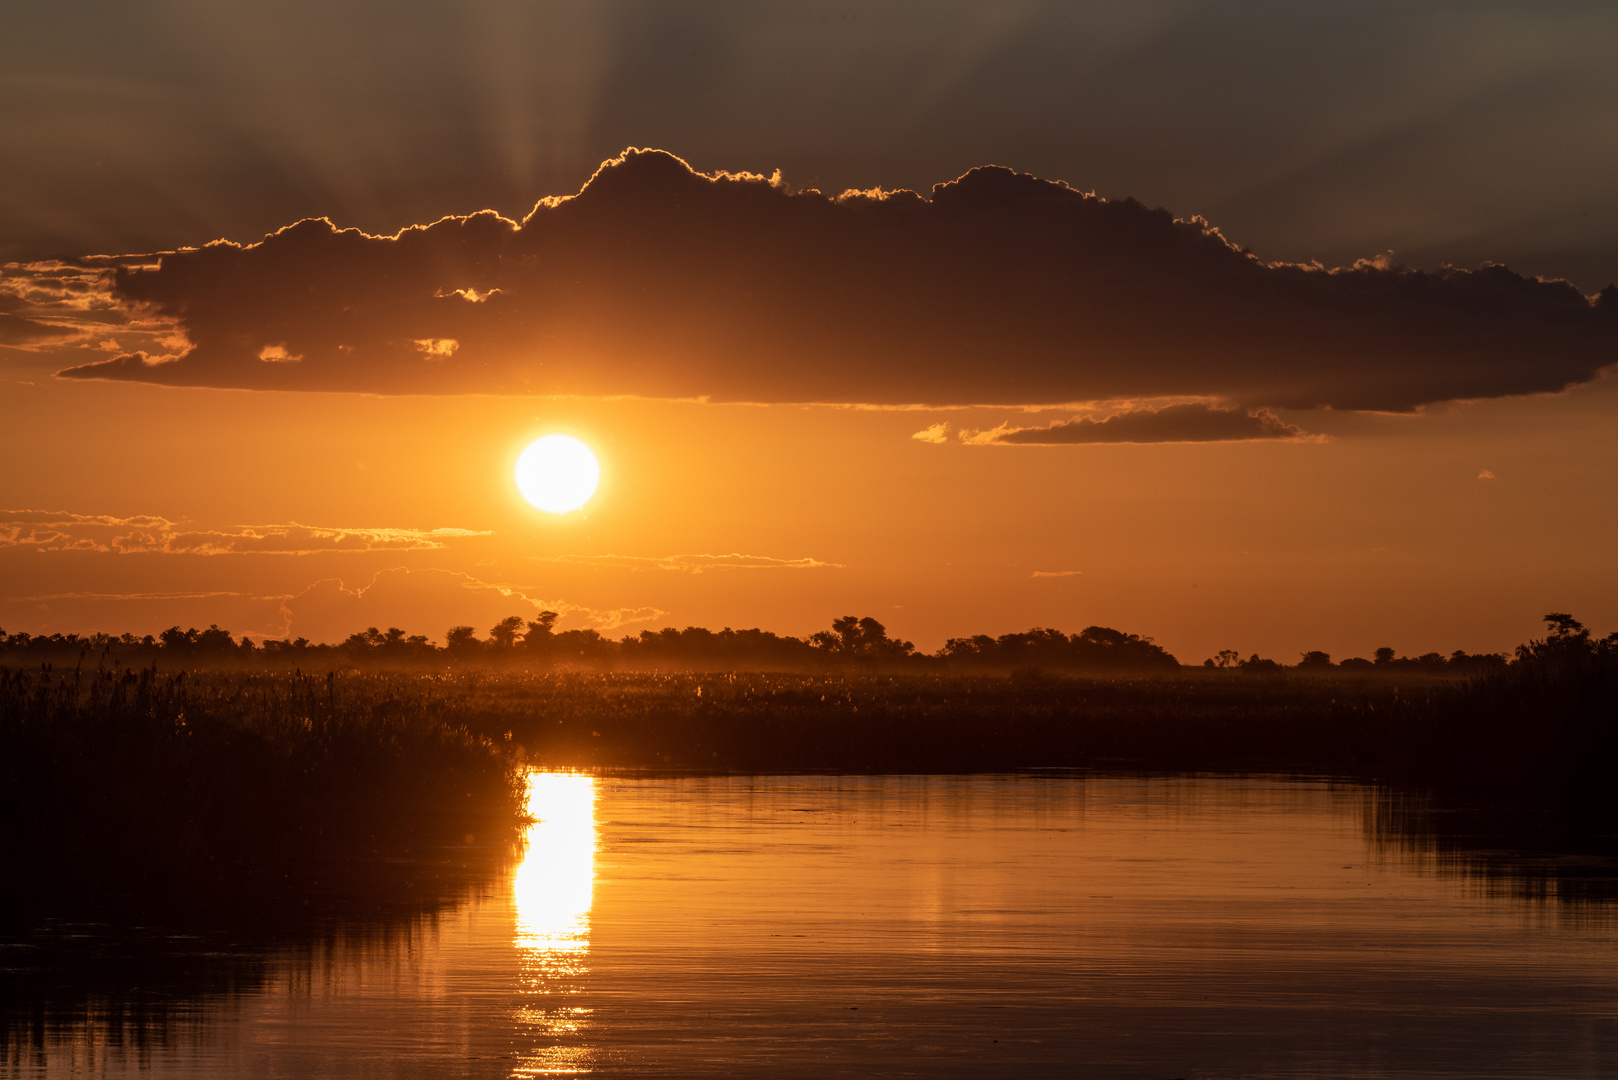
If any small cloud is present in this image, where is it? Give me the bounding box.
[911,421,952,444]
[437,287,501,303]
[258,343,301,363]
[531,552,841,573]
[1031,569,1083,578]
[1478,469,1496,480]
[586,606,667,631]
[983,403,1313,445]
[415,337,459,359]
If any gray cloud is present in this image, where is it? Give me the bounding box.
[982,403,1310,445]
[6,1,1618,298]
[41,150,1618,412]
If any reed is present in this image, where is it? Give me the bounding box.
[0,664,526,922]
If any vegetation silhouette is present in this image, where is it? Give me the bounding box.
[0,615,1181,674]
[2,612,1613,923]
[0,663,525,925]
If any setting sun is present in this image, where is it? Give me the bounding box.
[515,435,600,514]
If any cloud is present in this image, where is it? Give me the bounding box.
[530,552,841,573]
[1030,569,1083,578]
[280,568,664,642]
[1,258,182,355]
[911,421,952,444]
[978,403,1311,445]
[0,569,665,642]
[34,149,1617,412]
[1478,469,1496,480]
[0,312,79,346]
[0,510,489,555]
[0,589,296,640]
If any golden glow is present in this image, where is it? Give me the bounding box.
[511,771,598,1075]
[515,435,600,514]
[515,771,597,952]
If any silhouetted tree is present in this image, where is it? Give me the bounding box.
[523,611,559,650]
[1297,651,1334,669]
[811,616,915,663]
[445,625,481,654]
[489,615,525,650]
[197,624,236,651]
[159,626,194,651]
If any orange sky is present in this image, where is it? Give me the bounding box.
[3,344,1614,662]
[4,4,1618,664]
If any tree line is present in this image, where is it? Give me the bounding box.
[4,612,1607,674]
[0,614,1179,673]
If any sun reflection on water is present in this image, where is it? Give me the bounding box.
[511,770,597,1077]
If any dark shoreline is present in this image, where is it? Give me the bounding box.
[3,621,1614,924]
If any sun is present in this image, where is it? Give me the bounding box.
[515,435,600,514]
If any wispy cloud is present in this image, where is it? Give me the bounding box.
[1030,569,1083,578]
[0,510,490,555]
[911,421,952,444]
[962,403,1316,445]
[0,258,181,355]
[531,552,842,573]
[281,567,665,640]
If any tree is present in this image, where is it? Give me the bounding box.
[489,615,526,649]
[159,626,195,651]
[445,625,481,653]
[1297,651,1334,669]
[196,624,236,651]
[811,616,914,661]
[523,611,559,648]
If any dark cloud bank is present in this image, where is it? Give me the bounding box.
[57,149,1618,412]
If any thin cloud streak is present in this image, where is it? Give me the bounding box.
[0,510,490,555]
[283,568,665,639]
[531,552,843,573]
[974,403,1315,445]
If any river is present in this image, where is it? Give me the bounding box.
[6,772,1617,1078]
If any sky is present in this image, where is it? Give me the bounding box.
[3,0,1617,663]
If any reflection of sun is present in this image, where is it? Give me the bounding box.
[515,771,597,952]
[512,771,598,1076]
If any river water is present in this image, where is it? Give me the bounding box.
[6,772,1617,1078]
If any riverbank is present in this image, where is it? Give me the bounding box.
[3,622,1612,919]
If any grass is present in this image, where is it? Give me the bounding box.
[0,663,527,924]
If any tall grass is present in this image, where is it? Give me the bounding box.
[0,664,526,922]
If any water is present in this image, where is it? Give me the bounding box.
[6,772,1617,1078]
